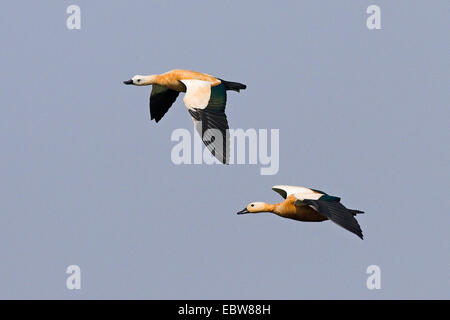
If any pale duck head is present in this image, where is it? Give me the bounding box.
[123,75,155,86]
[237,202,268,215]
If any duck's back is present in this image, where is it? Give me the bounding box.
[158,69,221,91]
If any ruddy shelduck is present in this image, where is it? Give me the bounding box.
[123,69,246,164]
[237,185,365,239]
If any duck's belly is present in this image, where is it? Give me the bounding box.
[285,205,328,222]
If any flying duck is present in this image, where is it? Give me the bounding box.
[237,185,365,239]
[123,69,246,164]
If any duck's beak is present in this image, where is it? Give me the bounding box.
[123,79,133,85]
[237,208,250,215]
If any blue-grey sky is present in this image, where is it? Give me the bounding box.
[0,1,448,299]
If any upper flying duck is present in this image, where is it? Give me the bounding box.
[123,69,246,164]
[237,185,365,239]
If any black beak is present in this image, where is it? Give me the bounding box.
[237,208,250,215]
[123,79,133,85]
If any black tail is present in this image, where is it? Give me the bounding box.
[220,79,247,92]
[350,209,364,216]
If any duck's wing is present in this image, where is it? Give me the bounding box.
[272,185,322,199]
[180,80,229,164]
[149,84,180,122]
[295,197,364,240]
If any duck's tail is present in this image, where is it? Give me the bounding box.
[350,209,365,216]
[220,79,247,92]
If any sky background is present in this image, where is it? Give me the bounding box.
[0,1,448,299]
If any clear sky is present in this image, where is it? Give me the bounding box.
[0,1,448,299]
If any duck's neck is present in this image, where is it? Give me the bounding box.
[271,202,288,216]
[263,203,276,213]
[141,75,158,85]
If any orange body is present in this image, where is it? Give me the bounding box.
[154,69,221,91]
[273,195,328,222]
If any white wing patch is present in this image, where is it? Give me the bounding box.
[272,185,323,200]
[272,185,313,197]
[180,79,212,110]
[293,192,322,201]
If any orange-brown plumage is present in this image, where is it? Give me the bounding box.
[238,185,364,239]
[273,195,328,222]
[123,69,246,164]
[142,69,221,92]
[252,195,328,222]
[153,69,221,91]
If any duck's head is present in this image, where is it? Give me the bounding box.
[123,75,154,86]
[237,202,268,215]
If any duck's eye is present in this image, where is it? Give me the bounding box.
[137,79,141,83]
[251,204,254,207]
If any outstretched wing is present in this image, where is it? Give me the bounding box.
[297,199,364,239]
[272,185,322,199]
[181,80,229,164]
[149,84,180,122]
[188,108,229,164]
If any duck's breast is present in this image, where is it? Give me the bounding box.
[278,196,328,222]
